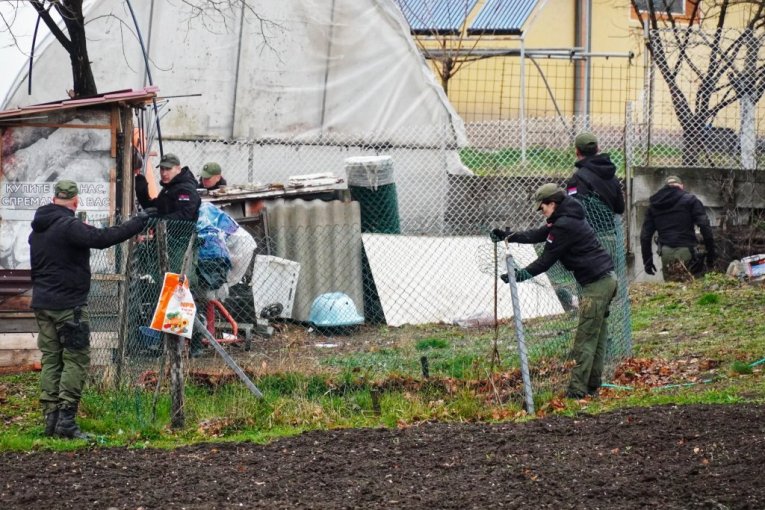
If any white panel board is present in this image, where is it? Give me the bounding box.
[362,234,565,327]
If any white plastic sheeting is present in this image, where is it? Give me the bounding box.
[362,234,565,327]
[2,0,465,146]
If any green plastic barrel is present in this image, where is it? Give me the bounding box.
[345,156,400,324]
[346,156,400,234]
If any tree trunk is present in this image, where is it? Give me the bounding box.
[681,119,704,167]
[62,0,97,96]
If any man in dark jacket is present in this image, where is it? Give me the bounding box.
[640,175,715,281]
[29,180,148,439]
[198,162,228,191]
[135,154,203,356]
[566,132,625,231]
[491,183,617,399]
[135,153,201,221]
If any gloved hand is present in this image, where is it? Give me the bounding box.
[514,268,533,282]
[490,228,511,243]
[134,210,151,223]
[135,207,158,222]
[500,269,532,283]
[644,261,656,275]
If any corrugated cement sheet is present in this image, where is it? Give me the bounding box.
[265,199,363,323]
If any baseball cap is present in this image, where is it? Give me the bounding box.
[157,153,181,169]
[665,175,683,186]
[54,180,79,199]
[533,183,564,211]
[575,132,598,153]
[201,162,222,179]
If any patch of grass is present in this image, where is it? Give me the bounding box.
[460,147,626,177]
[731,360,754,375]
[2,274,764,451]
[415,337,449,350]
[697,292,720,305]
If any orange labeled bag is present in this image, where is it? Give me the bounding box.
[150,272,196,339]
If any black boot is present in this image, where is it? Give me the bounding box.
[54,406,90,440]
[43,410,59,437]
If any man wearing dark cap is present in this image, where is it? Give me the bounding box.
[29,180,149,439]
[566,132,625,227]
[198,162,227,191]
[490,183,617,399]
[640,175,716,281]
[135,152,201,221]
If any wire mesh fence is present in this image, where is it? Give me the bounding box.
[631,28,765,170]
[79,116,640,429]
[80,25,765,429]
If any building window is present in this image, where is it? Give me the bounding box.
[631,1,699,23]
[635,0,686,15]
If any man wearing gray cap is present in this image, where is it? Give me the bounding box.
[29,180,149,439]
[491,183,616,399]
[640,175,715,281]
[198,162,228,191]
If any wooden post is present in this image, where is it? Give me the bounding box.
[155,222,188,429]
[115,238,136,388]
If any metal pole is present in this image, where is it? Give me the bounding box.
[503,245,534,414]
[520,36,527,162]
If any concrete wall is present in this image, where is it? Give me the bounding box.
[629,166,765,281]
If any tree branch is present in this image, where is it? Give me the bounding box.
[29,0,72,53]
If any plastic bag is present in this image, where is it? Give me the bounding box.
[150,272,197,339]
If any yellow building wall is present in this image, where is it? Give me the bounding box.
[415,0,762,131]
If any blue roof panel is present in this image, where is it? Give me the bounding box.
[395,0,479,34]
[469,0,538,35]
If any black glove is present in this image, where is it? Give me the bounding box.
[142,207,159,217]
[644,261,656,275]
[490,228,511,243]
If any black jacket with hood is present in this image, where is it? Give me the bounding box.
[510,196,614,286]
[640,185,715,263]
[29,204,146,310]
[135,166,201,221]
[566,154,625,219]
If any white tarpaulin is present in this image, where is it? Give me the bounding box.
[361,234,565,327]
[2,0,465,146]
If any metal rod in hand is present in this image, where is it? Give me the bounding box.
[193,316,263,399]
[503,242,535,415]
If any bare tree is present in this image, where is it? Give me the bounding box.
[632,0,765,166]
[2,0,274,98]
[394,0,486,96]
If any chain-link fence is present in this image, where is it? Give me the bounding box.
[80,115,634,428]
[632,28,765,170]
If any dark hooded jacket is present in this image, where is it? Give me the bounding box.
[135,166,201,221]
[29,204,146,310]
[511,196,614,285]
[566,154,625,228]
[640,185,714,263]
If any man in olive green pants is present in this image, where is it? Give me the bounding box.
[29,180,148,439]
[36,308,91,425]
[568,273,617,397]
